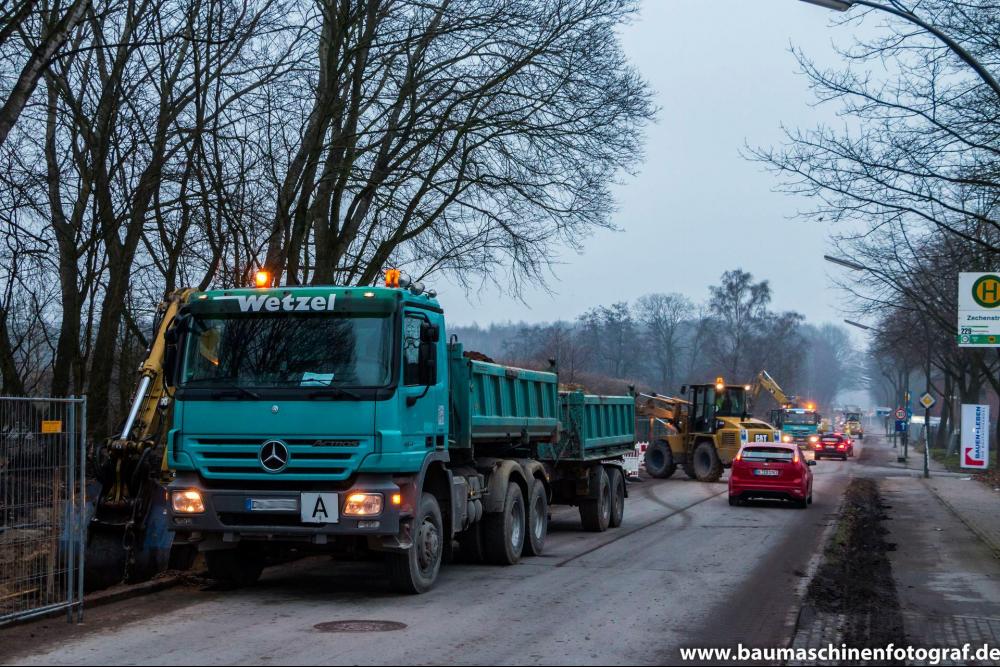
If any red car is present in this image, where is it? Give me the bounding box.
[815,433,851,460]
[728,443,815,509]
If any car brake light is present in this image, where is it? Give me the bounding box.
[793,452,799,464]
[837,444,845,449]
[735,451,742,462]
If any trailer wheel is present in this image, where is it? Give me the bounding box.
[386,492,443,593]
[644,441,676,479]
[692,441,723,482]
[523,480,548,557]
[206,547,264,587]
[579,466,611,532]
[607,466,625,528]
[483,482,526,565]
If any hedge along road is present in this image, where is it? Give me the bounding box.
[2,455,855,666]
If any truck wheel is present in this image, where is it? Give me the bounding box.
[644,441,676,478]
[692,441,723,482]
[483,482,526,565]
[579,466,611,532]
[205,547,264,587]
[607,466,625,528]
[386,492,443,593]
[523,480,548,557]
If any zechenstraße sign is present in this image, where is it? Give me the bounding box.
[958,273,1000,347]
[960,404,990,470]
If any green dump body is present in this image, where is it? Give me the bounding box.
[540,392,636,462]
[447,344,634,460]
[448,343,560,449]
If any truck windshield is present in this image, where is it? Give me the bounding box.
[180,313,393,389]
[846,413,861,422]
[784,412,818,425]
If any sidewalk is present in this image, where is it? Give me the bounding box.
[868,434,1000,558]
[866,436,1000,659]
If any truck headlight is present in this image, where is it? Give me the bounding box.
[343,493,383,516]
[172,490,205,514]
[809,435,820,443]
[782,434,792,443]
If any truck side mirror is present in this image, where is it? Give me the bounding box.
[162,316,186,387]
[420,322,440,344]
[419,339,438,386]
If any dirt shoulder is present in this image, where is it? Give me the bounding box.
[792,477,905,658]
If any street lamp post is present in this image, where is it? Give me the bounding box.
[799,0,1000,101]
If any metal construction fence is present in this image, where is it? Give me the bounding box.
[0,396,86,625]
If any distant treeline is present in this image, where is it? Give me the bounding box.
[451,269,861,411]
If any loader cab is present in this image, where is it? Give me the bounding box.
[684,380,750,433]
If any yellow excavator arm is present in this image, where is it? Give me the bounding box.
[104,288,193,503]
[751,370,791,408]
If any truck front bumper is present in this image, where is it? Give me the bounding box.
[167,473,415,548]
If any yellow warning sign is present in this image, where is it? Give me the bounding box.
[41,420,62,434]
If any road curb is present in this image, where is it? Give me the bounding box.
[83,574,185,610]
[1,575,185,629]
[922,480,1000,562]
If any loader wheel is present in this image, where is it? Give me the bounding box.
[206,547,264,587]
[683,461,698,479]
[386,492,443,593]
[692,441,723,482]
[579,466,611,532]
[607,466,625,528]
[644,441,676,479]
[523,479,548,557]
[483,482,526,565]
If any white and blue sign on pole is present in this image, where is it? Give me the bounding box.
[895,419,908,433]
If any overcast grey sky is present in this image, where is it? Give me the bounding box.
[438,0,867,328]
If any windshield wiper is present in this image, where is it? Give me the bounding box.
[211,387,260,400]
[308,387,360,400]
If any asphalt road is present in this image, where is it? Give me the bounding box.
[2,450,858,666]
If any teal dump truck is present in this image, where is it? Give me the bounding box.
[164,278,634,593]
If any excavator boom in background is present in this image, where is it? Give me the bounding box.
[84,289,195,589]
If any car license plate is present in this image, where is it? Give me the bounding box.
[300,492,339,523]
[826,445,837,449]
[753,469,780,477]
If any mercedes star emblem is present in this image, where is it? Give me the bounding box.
[259,440,289,473]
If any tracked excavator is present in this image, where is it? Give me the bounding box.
[84,289,196,590]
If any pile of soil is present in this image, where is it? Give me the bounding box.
[806,478,905,648]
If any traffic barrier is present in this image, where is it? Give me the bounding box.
[0,396,86,625]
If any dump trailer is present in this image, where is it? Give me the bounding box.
[165,275,634,593]
[641,380,780,482]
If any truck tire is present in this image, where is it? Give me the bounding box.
[386,492,443,593]
[607,466,625,528]
[579,466,611,532]
[482,482,526,565]
[523,479,548,557]
[644,441,676,478]
[205,547,264,587]
[692,441,723,482]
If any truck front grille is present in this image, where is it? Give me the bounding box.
[185,436,368,481]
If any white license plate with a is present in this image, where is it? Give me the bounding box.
[753,469,780,477]
[300,492,339,523]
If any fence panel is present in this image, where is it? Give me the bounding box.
[0,396,86,625]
